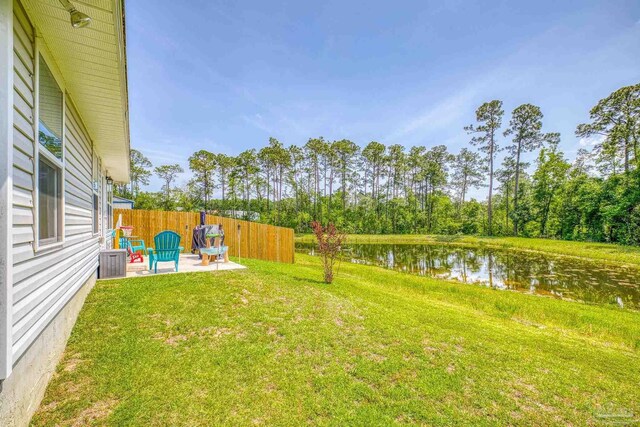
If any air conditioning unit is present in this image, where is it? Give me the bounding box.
[98,249,127,279]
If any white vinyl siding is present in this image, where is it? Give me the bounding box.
[12,1,35,266]
[10,2,101,363]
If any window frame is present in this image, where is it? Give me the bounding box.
[92,152,100,236]
[105,176,113,236]
[37,156,63,246]
[33,38,66,252]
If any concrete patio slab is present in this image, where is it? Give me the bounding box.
[125,253,246,278]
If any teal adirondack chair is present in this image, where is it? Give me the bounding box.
[119,237,146,253]
[129,238,146,254]
[147,231,183,273]
[116,232,146,252]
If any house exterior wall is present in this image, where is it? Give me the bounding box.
[0,1,115,424]
[11,0,102,365]
[0,0,16,386]
[0,274,96,427]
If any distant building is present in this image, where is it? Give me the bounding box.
[113,196,135,210]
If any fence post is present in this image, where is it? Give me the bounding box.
[237,222,241,262]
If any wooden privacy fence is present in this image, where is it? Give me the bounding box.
[114,209,295,263]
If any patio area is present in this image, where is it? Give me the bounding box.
[125,253,246,278]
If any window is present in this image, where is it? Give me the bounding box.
[37,54,64,246]
[93,193,99,234]
[106,178,113,232]
[38,157,61,242]
[92,154,100,235]
[38,55,63,160]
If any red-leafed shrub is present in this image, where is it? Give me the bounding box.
[310,221,346,284]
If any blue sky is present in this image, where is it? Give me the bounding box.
[126,0,640,193]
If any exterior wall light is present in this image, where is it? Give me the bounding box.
[58,0,92,28]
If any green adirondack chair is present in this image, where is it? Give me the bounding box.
[147,231,183,273]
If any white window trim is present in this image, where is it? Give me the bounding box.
[33,35,66,252]
[92,152,100,236]
[103,174,113,248]
[107,176,113,226]
[104,175,112,236]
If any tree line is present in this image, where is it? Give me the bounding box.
[116,84,640,245]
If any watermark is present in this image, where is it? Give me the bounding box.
[594,403,639,425]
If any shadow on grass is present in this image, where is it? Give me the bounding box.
[291,276,327,285]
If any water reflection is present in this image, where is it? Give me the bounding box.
[297,243,640,309]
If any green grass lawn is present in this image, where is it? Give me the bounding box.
[33,255,640,426]
[296,234,640,267]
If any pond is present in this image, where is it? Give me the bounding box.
[296,243,640,310]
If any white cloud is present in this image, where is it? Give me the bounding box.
[385,88,479,142]
[578,135,605,147]
[384,18,617,147]
[242,113,274,134]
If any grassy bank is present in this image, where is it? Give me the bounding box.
[33,255,639,425]
[296,234,640,267]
